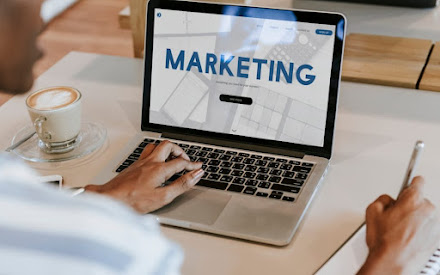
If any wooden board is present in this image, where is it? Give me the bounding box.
[419,42,440,92]
[342,33,433,89]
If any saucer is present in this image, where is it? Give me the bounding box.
[11,122,107,163]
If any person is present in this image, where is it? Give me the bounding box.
[0,1,439,274]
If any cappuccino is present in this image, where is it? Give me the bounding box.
[27,87,80,111]
[26,87,82,154]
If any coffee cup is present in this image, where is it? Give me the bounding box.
[26,86,82,154]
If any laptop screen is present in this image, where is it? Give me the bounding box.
[149,7,336,148]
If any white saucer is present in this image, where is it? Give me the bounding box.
[11,122,107,163]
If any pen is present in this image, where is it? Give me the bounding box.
[398,141,424,197]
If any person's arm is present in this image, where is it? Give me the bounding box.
[85,140,204,213]
[358,176,440,275]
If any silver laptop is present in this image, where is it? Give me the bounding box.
[95,0,346,246]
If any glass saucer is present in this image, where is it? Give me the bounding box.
[11,122,107,163]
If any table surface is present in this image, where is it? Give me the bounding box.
[1,2,440,275]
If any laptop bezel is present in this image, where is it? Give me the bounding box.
[141,0,346,159]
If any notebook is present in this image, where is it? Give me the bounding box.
[315,223,440,275]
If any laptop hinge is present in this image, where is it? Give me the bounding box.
[162,132,305,159]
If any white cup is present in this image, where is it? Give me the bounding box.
[26,86,82,154]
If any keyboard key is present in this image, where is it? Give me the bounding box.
[122,160,135,166]
[251,154,262,159]
[214,149,226,153]
[243,172,256,179]
[189,156,197,162]
[138,142,149,148]
[243,158,255,165]
[271,184,300,193]
[244,165,257,172]
[179,143,189,148]
[208,160,221,166]
[227,184,244,193]
[226,151,238,155]
[256,174,269,181]
[268,162,280,168]
[220,175,234,182]
[269,169,282,176]
[219,168,232,175]
[245,179,259,186]
[238,153,250,157]
[154,140,161,144]
[282,196,295,202]
[197,158,209,164]
[255,160,268,166]
[186,149,197,155]
[283,171,296,178]
[207,174,221,180]
[243,187,257,195]
[289,160,301,165]
[207,153,220,159]
[196,151,208,157]
[133,147,144,154]
[256,192,268,197]
[206,166,219,173]
[232,163,245,169]
[269,192,282,200]
[268,176,282,183]
[276,158,288,163]
[218,155,231,161]
[292,166,312,173]
[128,153,141,160]
[257,167,270,173]
[220,162,233,168]
[295,173,308,180]
[263,156,275,161]
[202,172,209,179]
[280,164,293,170]
[231,156,244,163]
[116,165,128,173]
[231,170,244,177]
[202,147,213,152]
[190,145,201,150]
[281,178,304,186]
[233,177,246,185]
[258,182,271,189]
[197,179,228,190]
[202,164,208,170]
[302,162,314,167]
[143,138,155,143]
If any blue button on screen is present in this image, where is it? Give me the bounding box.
[316,29,333,36]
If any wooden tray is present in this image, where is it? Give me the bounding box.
[342,33,433,89]
[419,42,440,92]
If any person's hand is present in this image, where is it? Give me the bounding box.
[358,176,440,275]
[85,140,204,214]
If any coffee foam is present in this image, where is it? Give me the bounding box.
[28,88,78,110]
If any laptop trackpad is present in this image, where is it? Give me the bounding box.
[152,189,231,226]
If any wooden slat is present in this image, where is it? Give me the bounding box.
[419,42,440,92]
[342,33,433,89]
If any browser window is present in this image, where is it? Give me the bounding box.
[150,8,336,147]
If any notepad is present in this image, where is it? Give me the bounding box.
[315,224,440,275]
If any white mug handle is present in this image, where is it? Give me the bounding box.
[34,116,51,140]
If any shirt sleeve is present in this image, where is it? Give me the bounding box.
[0,154,183,275]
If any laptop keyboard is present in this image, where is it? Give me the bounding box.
[115,138,316,203]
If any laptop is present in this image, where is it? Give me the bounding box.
[95,0,346,246]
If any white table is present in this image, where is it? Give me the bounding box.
[2,51,440,275]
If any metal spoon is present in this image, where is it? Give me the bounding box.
[5,131,36,152]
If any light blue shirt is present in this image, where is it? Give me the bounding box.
[0,154,183,275]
